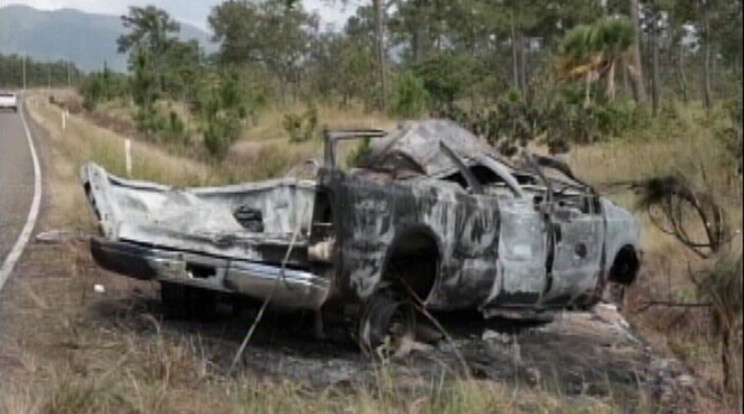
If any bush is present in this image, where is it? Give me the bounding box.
[81,76,104,110]
[432,88,654,156]
[131,48,159,108]
[201,71,260,160]
[392,71,429,119]
[134,107,166,139]
[204,112,241,160]
[219,70,249,119]
[283,103,319,143]
[79,66,129,111]
[160,110,187,145]
[413,52,474,106]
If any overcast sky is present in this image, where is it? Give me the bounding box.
[3,0,362,32]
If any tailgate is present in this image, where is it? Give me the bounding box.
[81,163,317,266]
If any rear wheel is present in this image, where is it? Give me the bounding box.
[357,293,416,357]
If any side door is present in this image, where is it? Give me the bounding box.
[475,156,552,307]
[492,192,551,305]
[540,188,605,306]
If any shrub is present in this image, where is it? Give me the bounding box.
[431,89,654,156]
[160,110,187,145]
[201,71,258,159]
[79,66,129,111]
[219,70,248,119]
[130,47,159,108]
[204,112,241,160]
[81,76,104,110]
[134,107,166,139]
[392,71,429,119]
[283,103,319,143]
[413,52,474,106]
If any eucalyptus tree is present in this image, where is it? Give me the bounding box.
[117,6,181,93]
[117,5,205,101]
[209,0,319,103]
[117,6,180,57]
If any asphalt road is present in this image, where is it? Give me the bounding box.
[0,105,38,284]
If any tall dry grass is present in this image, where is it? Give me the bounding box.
[564,102,743,406]
[52,92,399,185]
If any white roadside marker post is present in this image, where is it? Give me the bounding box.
[125,139,132,178]
[61,110,66,130]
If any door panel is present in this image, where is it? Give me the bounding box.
[490,196,550,305]
[541,195,604,305]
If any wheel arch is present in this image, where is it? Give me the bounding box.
[380,225,443,303]
[608,244,641,285]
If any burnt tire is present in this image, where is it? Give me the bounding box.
[160,282,216,320]
[358,294,416,356]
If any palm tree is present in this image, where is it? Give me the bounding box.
[556,17,634,107]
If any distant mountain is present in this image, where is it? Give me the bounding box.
[0,5,218,72]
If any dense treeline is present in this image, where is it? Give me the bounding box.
[77,1,741,158]
[0,54,83,89]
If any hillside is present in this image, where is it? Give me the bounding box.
[0,5,217,72]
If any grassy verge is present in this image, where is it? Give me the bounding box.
[59,91,396,183]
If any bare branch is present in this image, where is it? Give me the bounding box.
[634,300,712,313]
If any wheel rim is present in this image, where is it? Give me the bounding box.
[358,295,416,357]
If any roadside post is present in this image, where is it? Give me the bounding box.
[125,139,132,178]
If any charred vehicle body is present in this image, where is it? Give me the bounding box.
[82,120,641,349]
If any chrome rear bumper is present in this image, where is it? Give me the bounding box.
[90,237,330,310]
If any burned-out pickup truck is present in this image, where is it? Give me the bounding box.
[82,120,641,349]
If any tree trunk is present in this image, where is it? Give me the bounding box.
[584,72,593,108]
[373,0,388,111]
[651,17,660,116]
[629,0,647,103]
[470,36,477,107]
[702,11,713,109]
[622,56,629,96]
[676,44,688,103]
[711,43,718,95]
[520,32,528,97]
[510,13,520,92]
[412,27,420,63]
[293,70,300,105]
[606,60,616,101]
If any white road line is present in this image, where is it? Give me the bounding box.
[0,96,43,289]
